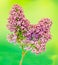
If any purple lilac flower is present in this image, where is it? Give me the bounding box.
[7,4,29,33]
[7,4,52,54]
[22,18,52,54]
[7,4,30,42]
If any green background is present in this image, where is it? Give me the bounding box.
[0,0,58,65]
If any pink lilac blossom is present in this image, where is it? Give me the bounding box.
[7,4,52,54]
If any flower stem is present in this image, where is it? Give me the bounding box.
[19,50,27,65]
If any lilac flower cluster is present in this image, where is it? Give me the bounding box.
[22,18,52,54]
[7,4,52,54]
[7,4,30,43]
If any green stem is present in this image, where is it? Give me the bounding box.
[19,50,27,65]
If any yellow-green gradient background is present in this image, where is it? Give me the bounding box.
[0,0,58,65]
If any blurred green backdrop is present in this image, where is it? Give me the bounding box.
[0,0,58,65]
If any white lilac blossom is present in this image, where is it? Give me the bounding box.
[7,4,52,54]
[7,34,17,43]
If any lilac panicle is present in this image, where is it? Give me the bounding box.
[7,4,52,54]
